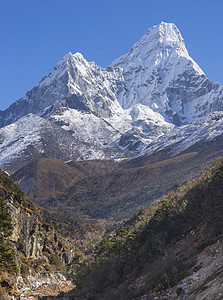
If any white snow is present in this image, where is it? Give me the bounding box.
[1,22,223,168]
[111,22,206,124]
[141,112,223,157]
[0,114,46,166]
[50,108,121,146]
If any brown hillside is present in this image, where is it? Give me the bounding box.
[13,135,223,223]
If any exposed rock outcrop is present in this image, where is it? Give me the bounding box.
[0,169,77,298]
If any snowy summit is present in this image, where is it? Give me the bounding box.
[0,22,223,170]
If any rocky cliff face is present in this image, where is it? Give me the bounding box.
[0,174,74,264]
[0,169,77,298]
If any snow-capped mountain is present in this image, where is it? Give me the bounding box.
[141,112,223,158]
[112,22,223,125]
[1,22,223,171]
[0,52,124,127]
[0,113,130,171]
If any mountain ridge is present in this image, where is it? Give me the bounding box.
[1,22,223,171]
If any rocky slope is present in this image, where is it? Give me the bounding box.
[1,22,223,170]
[72,157,223,299]
[12,131,223,225]
[141,111,223,158]
[0,169,78,298]
[0,113,130,173]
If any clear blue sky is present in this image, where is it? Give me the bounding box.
[1,0,222,110]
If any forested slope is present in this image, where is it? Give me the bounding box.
[74,157,223,299]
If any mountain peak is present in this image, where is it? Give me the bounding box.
[113,22,188,65]
[154,22,188,55]
[62,52,73,61]
[111,22,205,116]
[112,22,203,75]
[61,52,85,63]
[73,52,85,59]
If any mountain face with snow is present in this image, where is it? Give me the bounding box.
[1,22,223,171]
[112,22,223,125]
[0,113,130,172]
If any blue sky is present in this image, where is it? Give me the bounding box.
[1,0,222,110]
